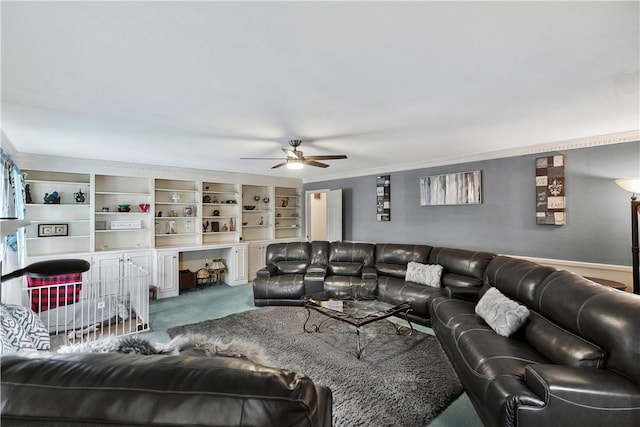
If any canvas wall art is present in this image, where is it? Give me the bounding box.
[536,155,565,225]
[376,175,390,221]
[420,171,482,206]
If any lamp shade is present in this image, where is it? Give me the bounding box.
[615,177,640,194]
[210,259,226,270]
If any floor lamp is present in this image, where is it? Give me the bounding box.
[615,177,640,294]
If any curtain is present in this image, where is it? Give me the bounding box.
[1,149,26,304]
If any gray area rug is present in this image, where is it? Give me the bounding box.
[168,306,463,427]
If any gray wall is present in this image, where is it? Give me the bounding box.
[304,141,640,266]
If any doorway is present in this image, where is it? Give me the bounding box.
[305,189,343,241]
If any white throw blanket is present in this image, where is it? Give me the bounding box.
[0,303,50,353]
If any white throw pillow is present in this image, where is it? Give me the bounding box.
[405,262,443,287]
[475,287,530,337]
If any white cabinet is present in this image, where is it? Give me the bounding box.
[156,250,179,299]
[248,241,269,281]
[226,244,248,285]
[92,250,152,297]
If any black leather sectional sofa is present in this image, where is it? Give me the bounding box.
[1,349,332,426]
[253,241,640,426]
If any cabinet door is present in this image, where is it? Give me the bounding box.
[248,243,267,281]
[228,245,248,285]
[92,253,123,296]
[156,251,178,299]
[122,251,151,324]
[124,251,152,276]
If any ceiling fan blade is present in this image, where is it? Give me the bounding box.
[303,160,330,168]
[282,147,303,159]
[271,161,289,169]
[240,157,286,160]
[304,155,348,161]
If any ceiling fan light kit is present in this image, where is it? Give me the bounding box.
[287,159,304,169]
[241,139,347,170]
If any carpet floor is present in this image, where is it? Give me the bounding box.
[168,306,463,427]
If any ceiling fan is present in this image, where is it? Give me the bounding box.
[241,140,347,169]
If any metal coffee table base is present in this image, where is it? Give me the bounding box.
[303,303,414,359]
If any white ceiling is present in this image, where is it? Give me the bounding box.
[2,1,639,182]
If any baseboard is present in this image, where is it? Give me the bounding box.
[509,254,633,293]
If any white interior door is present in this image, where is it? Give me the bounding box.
[326,189,343,242]
[305,189,343,242]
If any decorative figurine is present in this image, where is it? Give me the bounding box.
[281,199,288,207]
[184,205,194,216]
[74,189,86,203]
[259,216,264,225]
[229,218,235,231]
[44,191,61,204]
[25,184,33,204]
[203,220,210,232]
[222,223,229,232]
[263,197,270,209]
[171,192,181,203]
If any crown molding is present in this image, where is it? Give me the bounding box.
[13,152,302,187]
[303,130,640,184]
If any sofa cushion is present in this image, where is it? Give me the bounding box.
[453,323,548,377]
[429,247,495,282]
[523,311,605,368]
[375,244,432,278]
[328,262,362,276]
[405,262,442,287]
[377,276,441,318]
[475,287,530,337]
[328,242,375,266]
[375,262,407,279]
[276,260,309,274]
[266,242,311,265]
[483,256,556,309]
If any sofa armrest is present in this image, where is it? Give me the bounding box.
[256,264,278,278]
[304,265,328,296]
[521,364,640,425]
[444,285,481,301]
[307,263,328,275]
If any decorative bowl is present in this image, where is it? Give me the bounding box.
[244,205,256,210]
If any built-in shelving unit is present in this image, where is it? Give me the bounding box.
[274,186,302,240]
[24,170,91,256]
[201,182,240,244]
[94,175,153,252]
[241,185,273,242]
[154,179,200,248]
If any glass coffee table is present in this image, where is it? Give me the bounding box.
[302,291,414,358]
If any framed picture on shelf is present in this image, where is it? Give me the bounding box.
[38,223,68,237]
